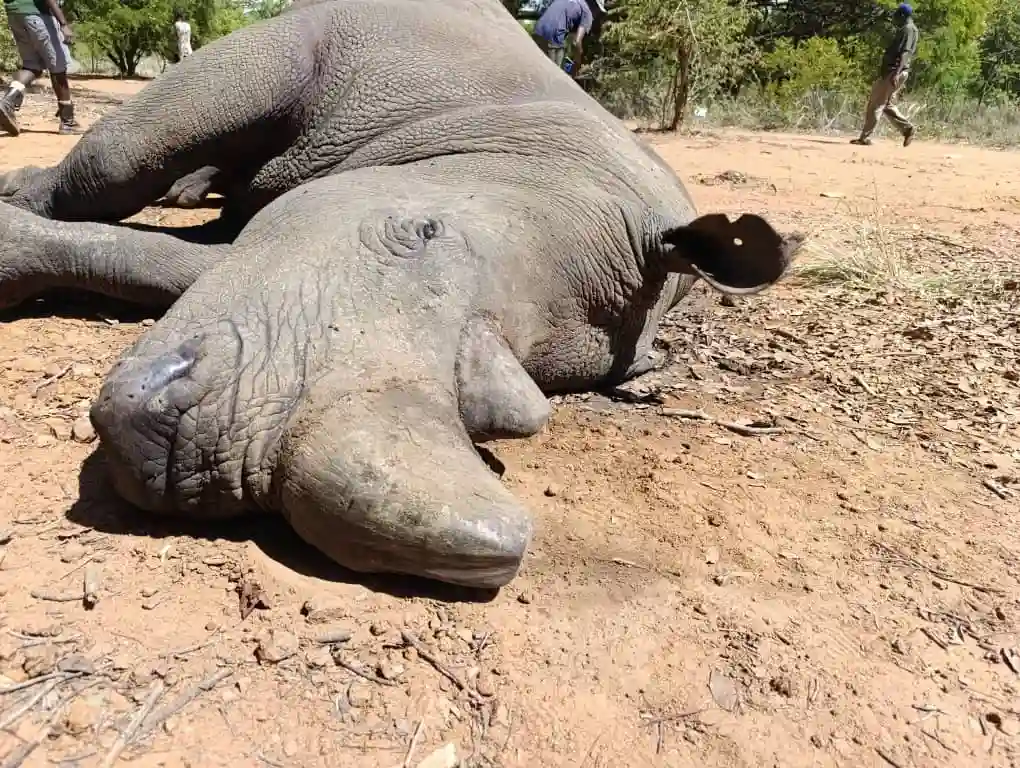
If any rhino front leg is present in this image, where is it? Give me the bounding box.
[0,202,229,311]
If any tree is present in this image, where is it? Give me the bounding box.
[978,0,1020,100]
[63,0,248,76]
[245,0,290,20]
[600,0,759,129]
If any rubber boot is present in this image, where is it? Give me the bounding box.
[57,101,82,135]
[0,88,24,137]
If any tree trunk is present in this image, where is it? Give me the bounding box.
[668,40,692,131]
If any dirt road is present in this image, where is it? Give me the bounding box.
[1,77,1018,768]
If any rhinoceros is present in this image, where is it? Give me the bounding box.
[0,0,801,588]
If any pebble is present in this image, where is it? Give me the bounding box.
[60,542,87,563]
[305,647,332,669]
[22,646,58,678]
[544,484,560,497]
[255,629,299,664]
[64,697,98,735]
[347,684,372,708]
[415,743,459,768]
[369,622,388,636]
[141,318,156,327]
[314,628,353,645]
[10,356,45,373]
[140,587,159,598]
[302,599,347,624]
[377,660,404,681]
[475,673,496,697]
[203,554,227,567]
[516,592,533,605]
[71,416,96,443]
[282,739,299,758]
[44,418,71,441]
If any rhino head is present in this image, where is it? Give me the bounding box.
[84,150,798,591]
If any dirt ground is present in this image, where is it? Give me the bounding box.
[1,78,1019,768]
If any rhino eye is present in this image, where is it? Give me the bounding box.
[378,216,445,258]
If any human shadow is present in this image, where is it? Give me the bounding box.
[66,450,502,605]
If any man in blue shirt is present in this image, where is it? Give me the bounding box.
[533,0,603,74]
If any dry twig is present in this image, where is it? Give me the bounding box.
[332,656,397,687]
[401,630,483,704]
[83,565,100,609]
[877,543,1003,595]
[100,680,165,768]
[402,720,425,768]
[138,668,233,738]
[661,408,791,437]
[0,678,61,731]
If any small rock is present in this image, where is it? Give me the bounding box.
[544,484,560,497]
[11,356,45,373]
[347,683,372,708]
[57,654,95,675]
[203,554,227,567]
[255,629,299,664]
[302,599,347,624]
[314,628,353,645]
[456,628,474,645]
[71,416,96,443]
[491,703,510,727]
[141,318,156,327]
[769,674,797,698]
[719,294,740,308]
[141,599,161,611]
[416,743,459,768]
[369,622,388,636]
[707,513,723,527]
[705,546,720,565]
[60,542,87,563]
[43,362,65,378]
[516,592,533,605]
[22,646,58,678]
[44,418,71,441]
[305,647,331,669]
[64,697,98,735]
[377,660,404,681]
[475,673,496,697]
[140,587,159,598]
[283,739,299,757]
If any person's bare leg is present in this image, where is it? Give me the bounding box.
[50,71,81,134]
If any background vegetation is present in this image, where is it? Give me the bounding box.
[2,0,1019,144]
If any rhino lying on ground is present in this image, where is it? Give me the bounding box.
[0,0,801,588]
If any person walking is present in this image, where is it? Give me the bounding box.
[174,9,193,62]
[851,3,918,147]
[0,0,81,136]
[532,0,604,75]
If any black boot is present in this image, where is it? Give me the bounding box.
[0,88,24,137]
[57,101,82,135]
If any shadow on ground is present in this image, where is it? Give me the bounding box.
[66,450,501,605]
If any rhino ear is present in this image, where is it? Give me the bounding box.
[661,213,804,295]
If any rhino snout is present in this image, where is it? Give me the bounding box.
[90,332,255,519]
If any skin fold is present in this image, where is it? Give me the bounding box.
[0,0,802,588]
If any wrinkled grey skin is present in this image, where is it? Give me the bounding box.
[0,0,800,588]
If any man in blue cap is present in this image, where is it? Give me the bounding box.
[851,3,918,147]
[532,0,604,75]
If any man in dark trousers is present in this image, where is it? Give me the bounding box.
[532,0,604,75]
[851,3,918,147]
[0,0,82,136]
